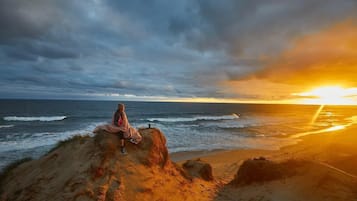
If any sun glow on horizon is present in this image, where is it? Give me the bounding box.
[294,86,357,105]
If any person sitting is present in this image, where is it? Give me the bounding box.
[113,104,127,154]
[94,103,142,154]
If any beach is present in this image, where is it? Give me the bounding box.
[170,123,357,200]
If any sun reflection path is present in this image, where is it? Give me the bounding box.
[291,105,357,138]
[324,125,346,132]
[292,114,357,138]
[310,105,324,125]
[291,124,346,138]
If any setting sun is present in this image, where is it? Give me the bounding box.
[294,86,357,105]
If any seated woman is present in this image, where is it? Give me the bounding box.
[94,103,142,154]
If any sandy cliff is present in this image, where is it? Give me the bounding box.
[0,128,215,201]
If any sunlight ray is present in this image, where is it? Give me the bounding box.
[310,105,324,125]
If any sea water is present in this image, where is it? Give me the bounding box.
[0,100,356,169]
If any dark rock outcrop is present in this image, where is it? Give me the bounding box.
[183,159,214,181]
[230,157,305,186]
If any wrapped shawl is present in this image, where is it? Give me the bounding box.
[94,111,142,144]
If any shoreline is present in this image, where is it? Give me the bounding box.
[170,124,357,181]
[172,123,356,162]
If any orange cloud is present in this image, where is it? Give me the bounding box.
[255,20,357,87]
[222,20,357,103]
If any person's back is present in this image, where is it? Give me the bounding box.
[113,109,122,127]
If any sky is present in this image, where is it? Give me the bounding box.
[0,0,357,104]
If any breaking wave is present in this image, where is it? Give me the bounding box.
[3,116,67,122]
[0,124,14,129]
[147,113,239,123]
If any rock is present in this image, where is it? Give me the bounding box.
[183,159,214,181]
[135,128,170,167]
[94,128,170,168]
[230,158,304,186]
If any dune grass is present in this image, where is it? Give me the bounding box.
[46,134,91,154]
[0,157,33,192]
[0,134,91,193]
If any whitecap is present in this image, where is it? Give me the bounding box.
[0,121,105,152]
[147,113,239,123]
[3,116,67,122]
[0,124,14,128]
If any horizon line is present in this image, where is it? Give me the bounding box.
[0,97,356,106]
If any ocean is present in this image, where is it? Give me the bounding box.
[1,100,356,170]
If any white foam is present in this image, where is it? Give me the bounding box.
[0,121,105,152]
[147,113,239,123]
[0,125,14,128]
[3,116,67,122]
[217,124,248,129]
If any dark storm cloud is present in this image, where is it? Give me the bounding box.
[0,0,50,41]
[5,42,80,60]
[0,0,356,100]
[0,0,71,43]
[191,0,357,55]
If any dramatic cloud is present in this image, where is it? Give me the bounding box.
[221,20,357,102]
[0,0,356,102]
[249,21,357,87]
